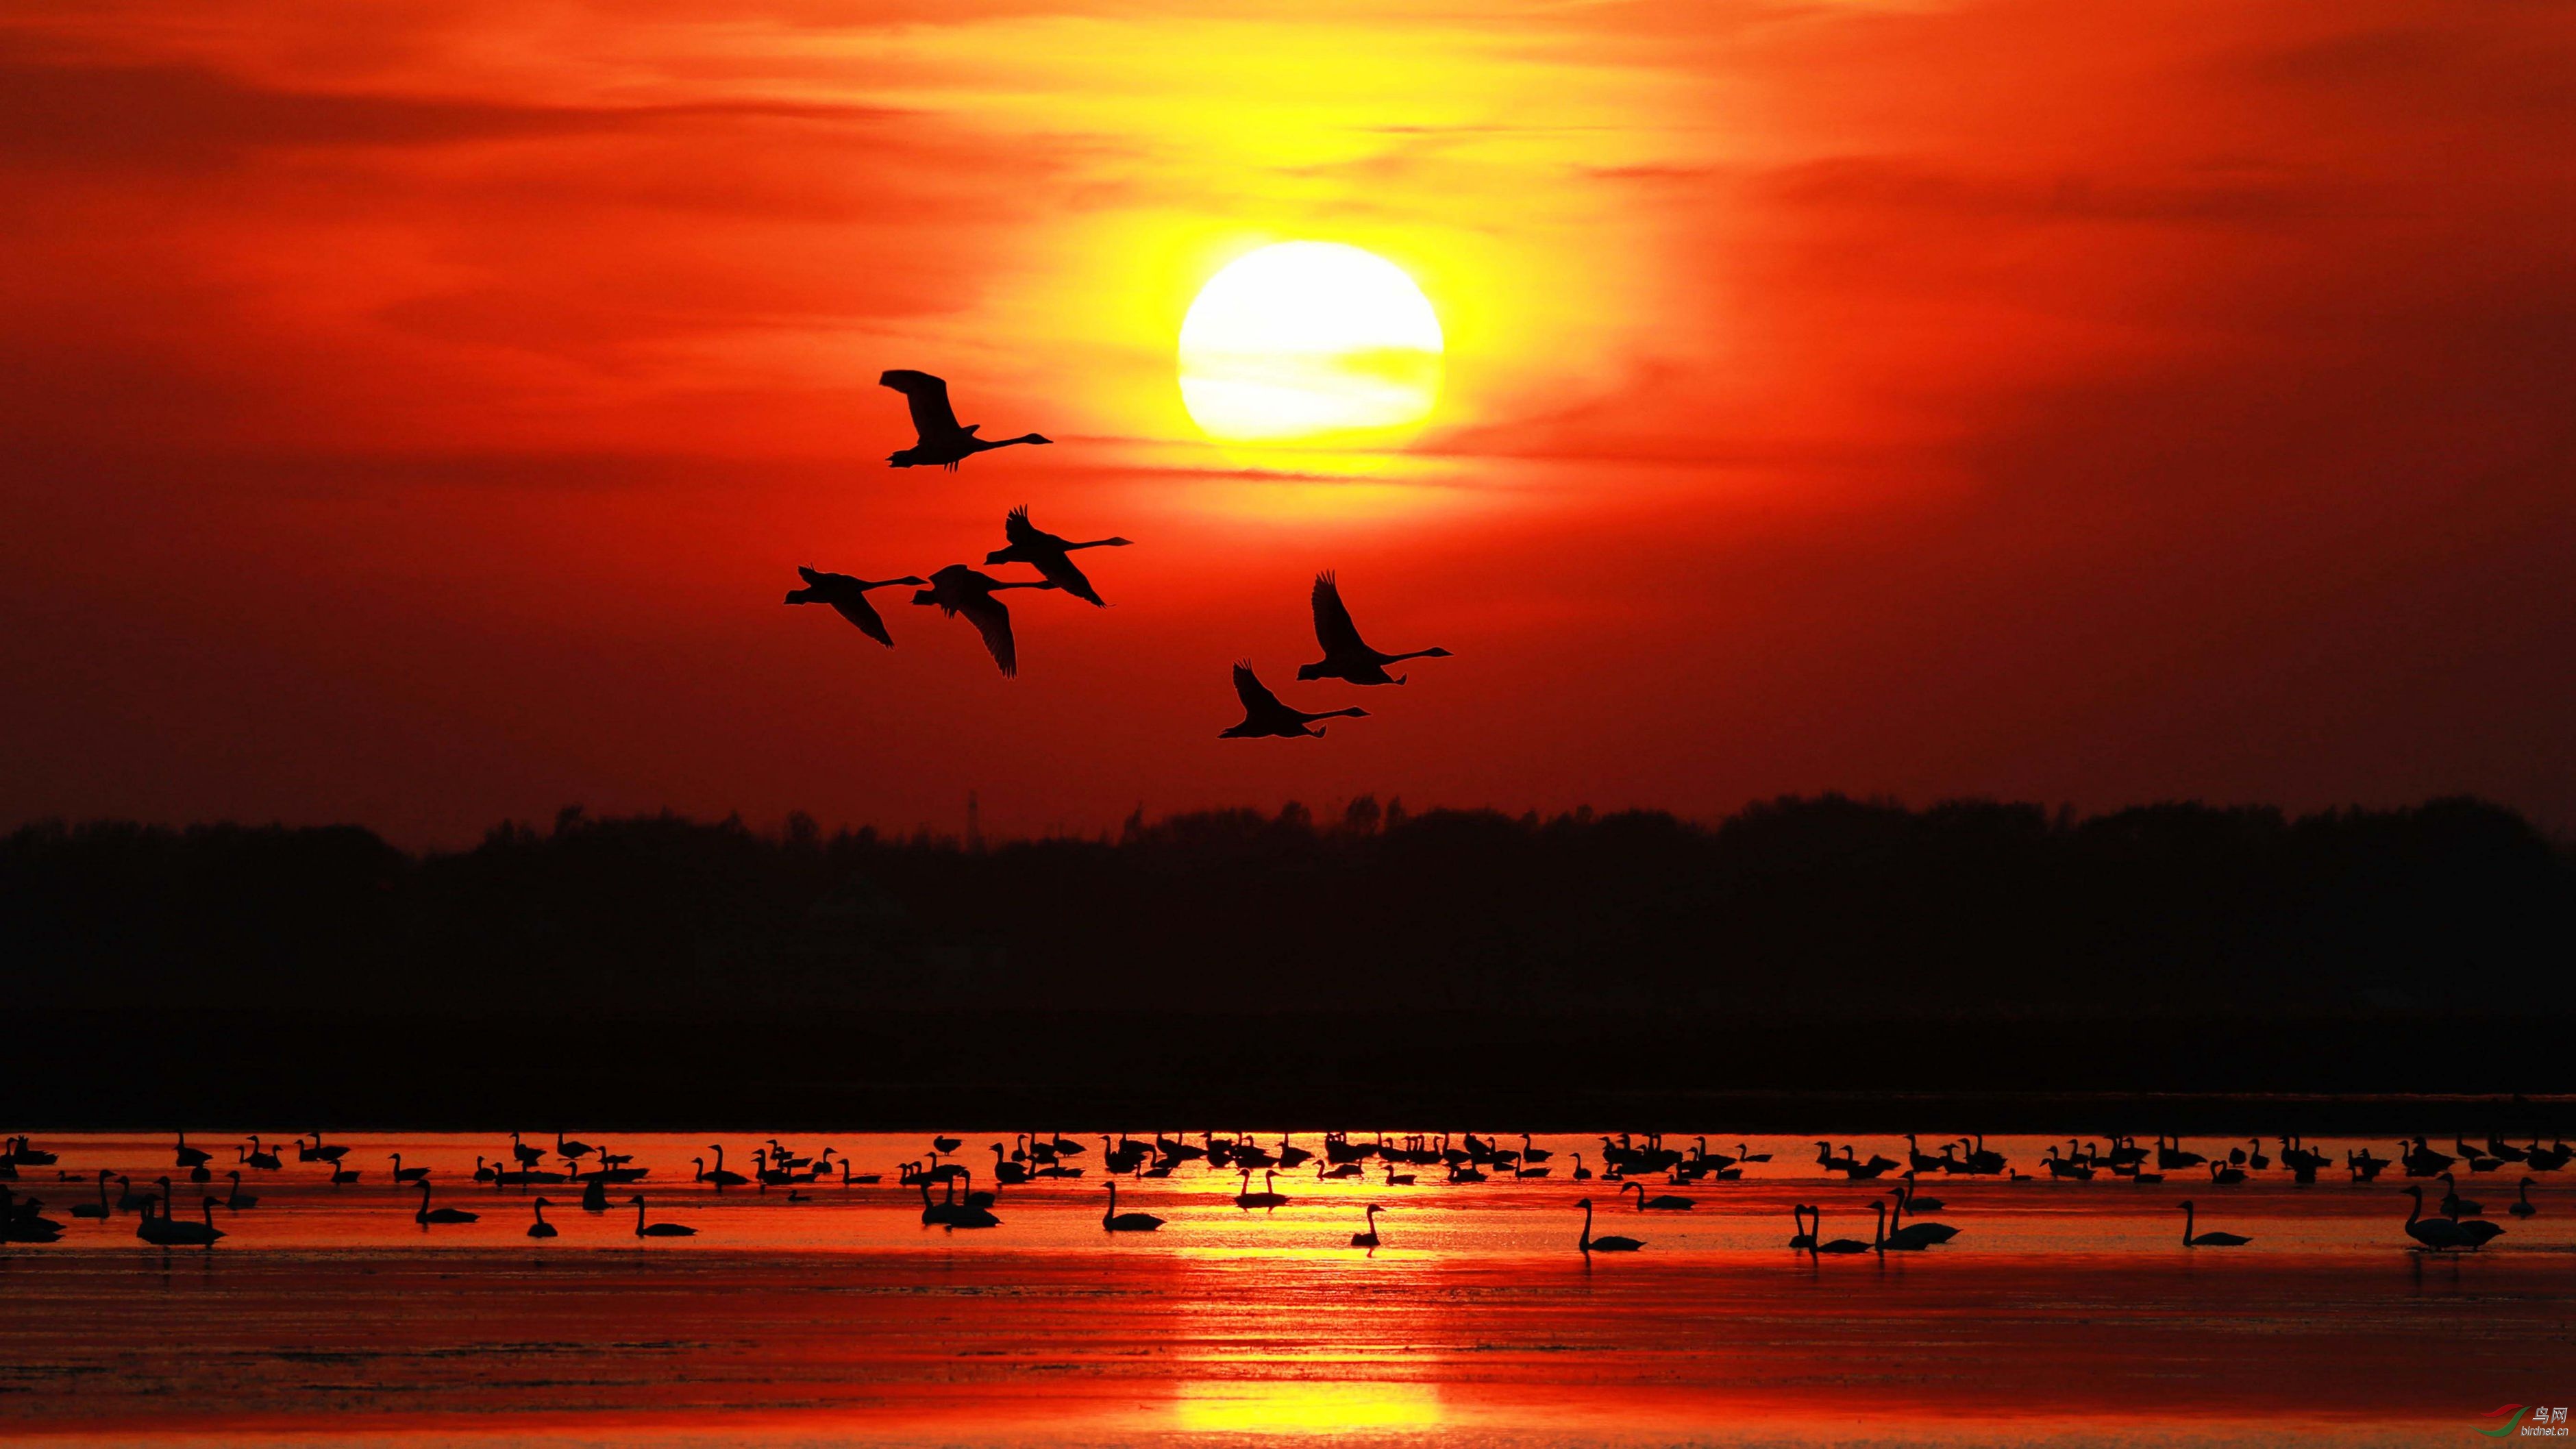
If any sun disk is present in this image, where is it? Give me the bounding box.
[1178,242,1444,444]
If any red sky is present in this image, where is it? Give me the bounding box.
[3,0,2572,845]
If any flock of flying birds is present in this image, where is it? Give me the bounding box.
[784,371,1452,737]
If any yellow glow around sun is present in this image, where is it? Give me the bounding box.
[1178,242,1444,443]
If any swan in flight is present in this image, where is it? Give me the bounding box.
[786,567,926,647]
[984,507,1130,607]
[1221,663,1367,739]
[1298,572,1451,686]
[880,370,1051,470]
[913,565,1058,678]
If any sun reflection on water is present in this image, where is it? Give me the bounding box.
[1167,1378,1445,1434]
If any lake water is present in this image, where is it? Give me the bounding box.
[3,1131,2568,1446]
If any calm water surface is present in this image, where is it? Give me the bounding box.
[3,1131,2569,1447]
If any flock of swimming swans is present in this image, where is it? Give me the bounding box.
[784,371,1451,732]
[1,1128,2551,1255]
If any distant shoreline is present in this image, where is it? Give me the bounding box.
[12,1006,2568,1137]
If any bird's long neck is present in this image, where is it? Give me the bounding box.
[1579,1202,1592,1248]
[636,1200,647,1232]
[1384,647,1444,662]
[1315,707,1367,719]
[1067,538,1124,551]
[2182,1204,2193,1244]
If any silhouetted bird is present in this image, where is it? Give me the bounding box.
[913,565,1058,677]
[880,370,1051,469]
[630,1195,697,1237]
[1101,1181,1164,1233]
[784,567,926,647]
[983,507,1130,606]
[1220,662,1368,739]
[1298,571,1451,686]
[1575,1198,1643,1254]
[2178,1200,2250,1246]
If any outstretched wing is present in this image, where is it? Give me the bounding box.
[1003,505,1045,551]
[1311,571,1369,656]
[879,370,960,439]
[829,593,893,647]
[958,593,1020,677]
[1233,662,1285,715]
[1039,554,1102,606]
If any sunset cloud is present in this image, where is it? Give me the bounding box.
[3,0,2570,840]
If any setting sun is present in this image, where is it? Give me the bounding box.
[1177,242,1444,443]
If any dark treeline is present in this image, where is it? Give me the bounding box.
[6,793,2569,1018]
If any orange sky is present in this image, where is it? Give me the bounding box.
[3,0,2573,843]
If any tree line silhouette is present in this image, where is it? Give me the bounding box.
[8,794,2567,1019]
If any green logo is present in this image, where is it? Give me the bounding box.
[2478,1404,2569,1437]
